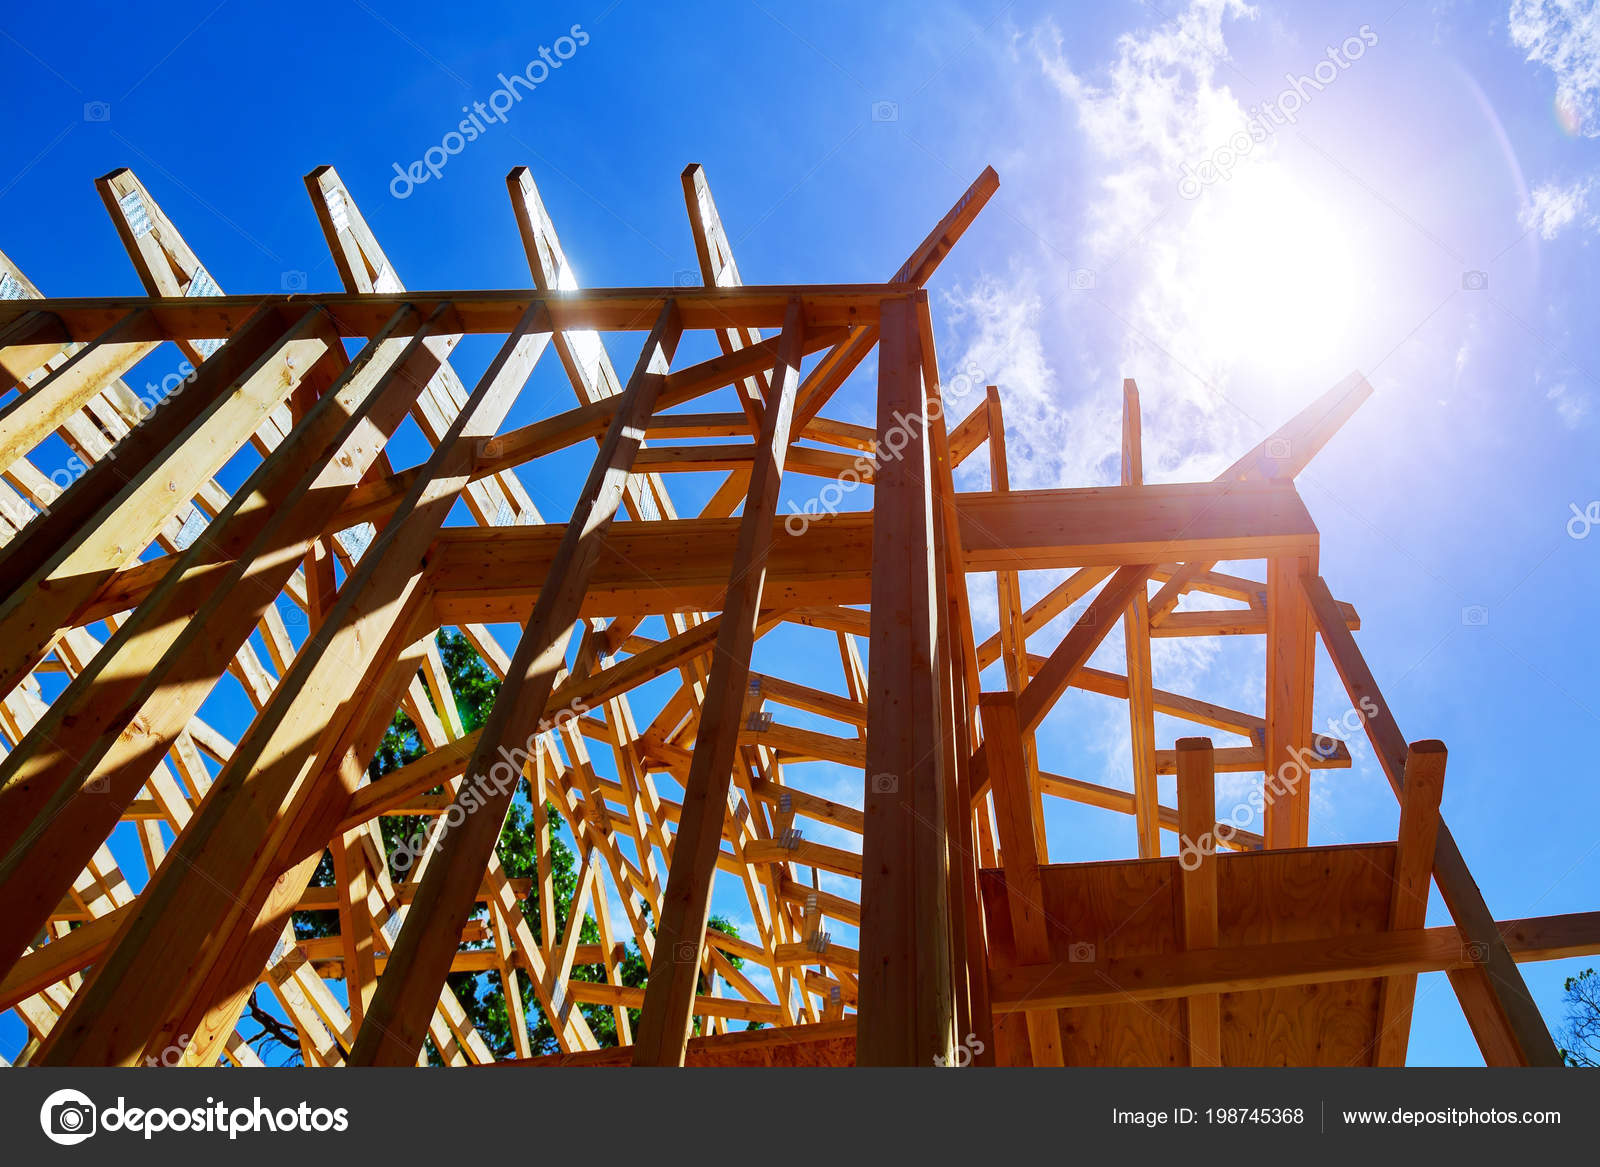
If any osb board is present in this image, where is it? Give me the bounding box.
[495,1018,856,1067]
[981,842,1397,1067]
[1216,844,1394,1066]
[982,854,1186,1066]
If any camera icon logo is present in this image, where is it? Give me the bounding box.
[1264,437,1292,461]
[1069,268,1096,291]
[1461,270,1488,291]
[281,270,308,292]
[871,100,899,122]
[1463,940,1489,963]
[40,1088,97,1146]
[1461,604,1489,628]
[83,101,111,122]
[870,772,898,794]
[673,269,700,288]
[1068,941,1097,963]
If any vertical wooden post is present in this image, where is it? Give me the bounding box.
[918,297,988,1056]
[987,388,1025,691]
[1374,739,1446,1065]
[331,833,376,1028]
[985,385,1047,865]
[1121,379,1161,858]
[1263,555,1314,848]
[1176,737,1221,1066]
[856,294,954,1067]
[981,692,1063,1066]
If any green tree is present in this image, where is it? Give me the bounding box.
[1557,967,1600,1067]
[259,628,744,1063]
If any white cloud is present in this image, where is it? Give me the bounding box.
[939,1,1286,498]
[939,268,1116,490]
[931,2,1391,853]
[1510,0,1600,136]
[1042,2,1373,460]
[1520,176,1598,237]
[1036,0,1258,255]
[1547,380,1592,427]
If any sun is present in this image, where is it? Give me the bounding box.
[1185,166,1363,375]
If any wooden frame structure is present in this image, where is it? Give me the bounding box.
[0,161,1592,1067]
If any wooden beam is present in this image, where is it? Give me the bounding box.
[89,481,1318,627]
[0,306,330,693]
[957,482,1317,571]
[632,301,805,1065]
[856,294,954,1067]
[1374,740,1446,1066]
[680,164,769,427]
[1263,555,1315,848]
[95,168,296,450]
[1037,769,1263,851]
[985,907,1600,1017]
[507,165,677,527]
[349,303,683,1065]
[0,288,894,346]
[1149,371,1372,622]
[33,307,552,1067]
[982,386,1047,866]
[1015,566,1155,736]
[1300,571,1561,1066]
[1121,380,1160,857]
[1175,738,1221,1065]
[0,308,450,970]
[0,312,158,466]
[792,165,998,432]
[989,922,1504,1013]
[306,166,535,527]
[980,693,1062,1065]
[947,397,989,467]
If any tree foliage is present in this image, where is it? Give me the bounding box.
[1558,967,1600,1068]
[261,629,743,1064]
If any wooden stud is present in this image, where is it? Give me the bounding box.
[980,692,1063,1065]
[1374,740,1446,1066]
[1175,737,1221,1066]
[631,301,804,1065]
[1121,380,1161,858]
[349,303,682,1065]
[856,295,954,1067]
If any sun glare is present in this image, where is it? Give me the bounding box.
[1185,166,1363,374]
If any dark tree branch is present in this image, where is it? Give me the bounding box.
[244,993,303,1064]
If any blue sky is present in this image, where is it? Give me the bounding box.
[2,0,1597,1066]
